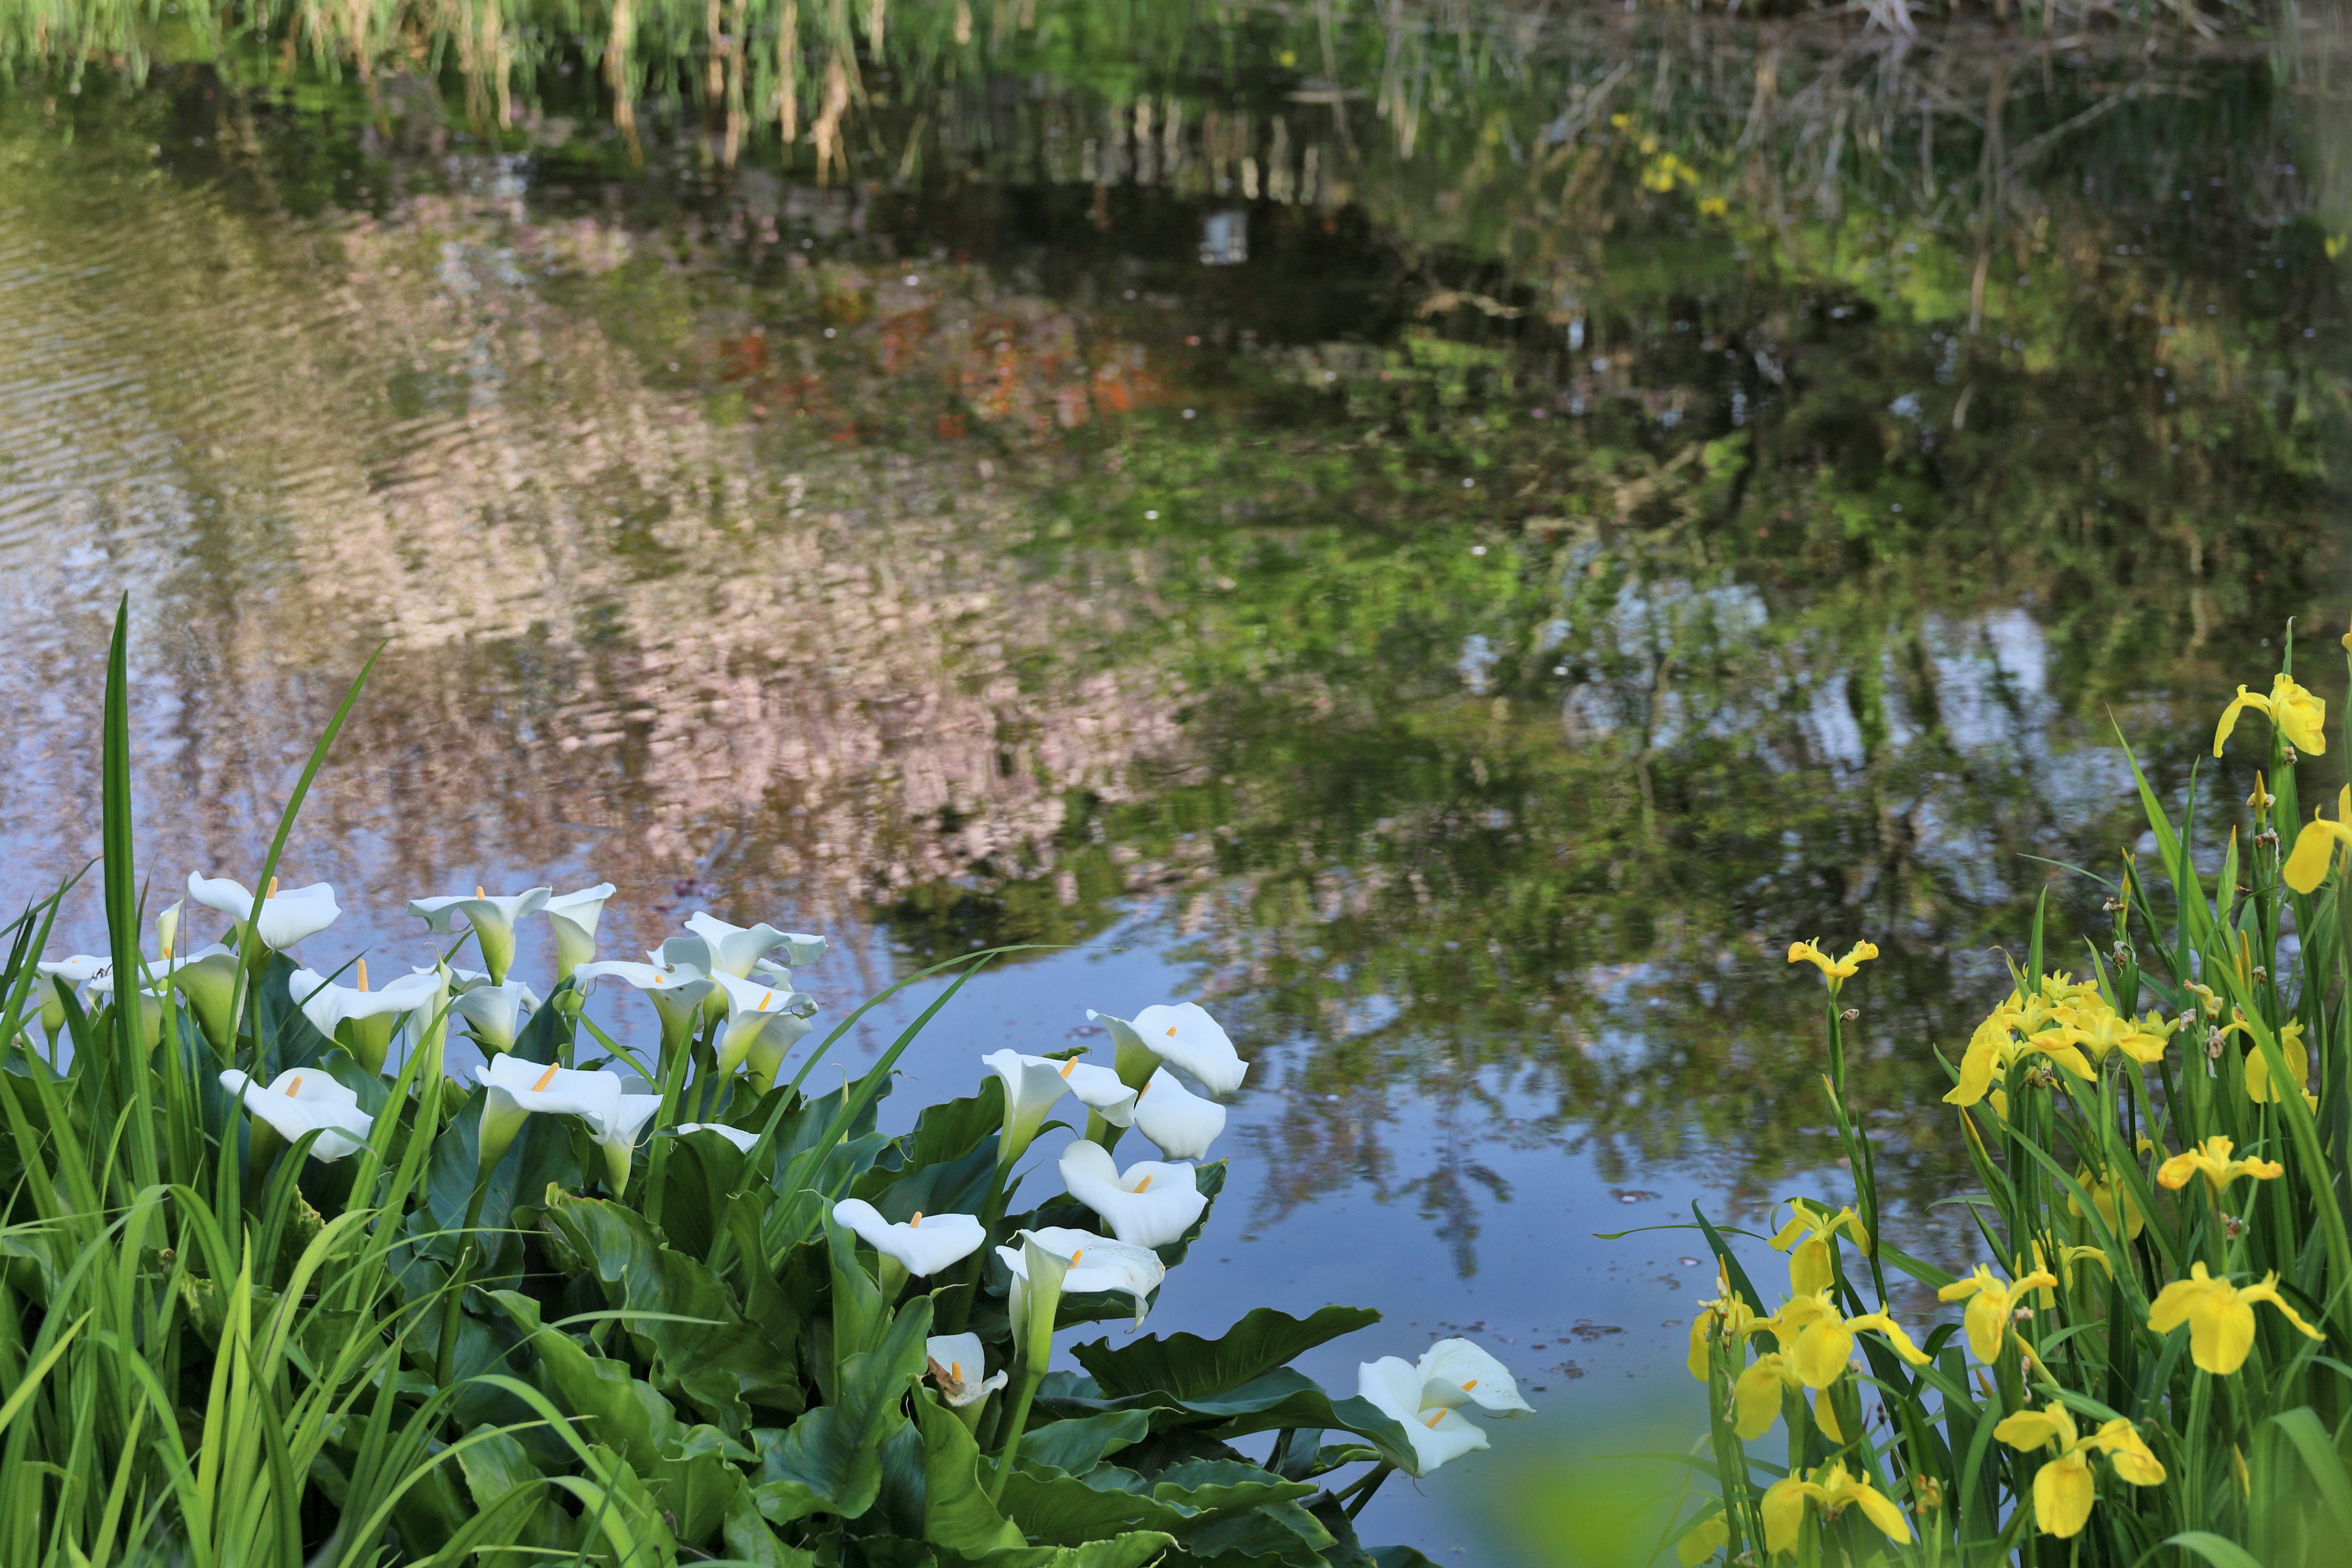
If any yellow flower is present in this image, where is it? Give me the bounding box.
[1675,1511,1729,1568]
[2155,1135,2283,1194]
[2054,1003,2171,1066]
[2068,1164,2147,1242]
[1945,1008,2094,1107]
[1994,1403,2166,1537]
[1697,195,1728,218]
[1938,1265,2059,1363]
[1760,1462,1911,1554]
[2284,786,2352,895]
[2147,1262,2323,1374]
[1609,113,1632,130]
[1762,1291,1931,1387]
[2213,673,2327,758]
[1769,1200,1871,1296]
[2185,981,2225,1018]
[2242,1019,2309,1105]
[1787,938,1880,982]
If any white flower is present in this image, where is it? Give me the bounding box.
[1131,1068,1226,1160]
[573,957,713,1055]
[832,1199,988,1278]
[596,1092,664,1197]
[449,979,542,1055]
[220,1067,374,1162]
[186,873,342,952]
[925,1332,1006,1408]
[407,887,552,986]
[1356,1356,1491,1475]
[1417,1338,1534,1419]
[542,883,617,979]
[1088,1003,1248,1096]
[38,954,111,999]
[1057,1140,1207,1249]
[677,1122,760,1153]
[995,1226,1167,1327]
[682,913,827,978]
[291,961,442,1074]
[981,1049,1078,1164]
[708,970,816,1084]
[475,1055,624,1177]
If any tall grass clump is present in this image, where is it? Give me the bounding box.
[1672,620,2352,1566]
[0,597,1528,1564]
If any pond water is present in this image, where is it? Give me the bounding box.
[3,4,2350,1558]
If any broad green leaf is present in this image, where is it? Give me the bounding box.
[1072,1306,1380,1402]
[948,1531,1178,1568]
[1175,1498,1334,1568]
[2163,1532,2267,1568]
[1149,1458,1317,1513]
[753,1296,932,1524]
[995,1461,1195,1547]
[1017,1411,1153,1476]
[917,1391,1026,1555]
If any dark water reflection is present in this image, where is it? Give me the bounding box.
[2,7,2351,1553]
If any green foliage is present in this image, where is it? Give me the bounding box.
[0,600,1447,1564]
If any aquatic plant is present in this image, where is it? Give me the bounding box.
[1671,622,2352,1563]
[0,599,1520,1564]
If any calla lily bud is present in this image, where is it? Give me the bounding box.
[407,888,552,986]
[1012,1232,1072,1367]
[542,883,616,980]
[154,900,181,961]
[450,979,541,1055]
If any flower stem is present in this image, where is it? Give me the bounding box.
[987,1366,1045,1502]
[1341,1463,1393,1520]
[434,1174,494,1388]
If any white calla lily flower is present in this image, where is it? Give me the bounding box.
[37,956,110,1032]
[925,1332,1006,1409]
[1131,1068,1226,1160]
[449,979,542,1055]
[832,1199,988,1278]
[677,1122,760,1153]
[1088,1002,1248,1096]
[542,883,616,979]
[1357,1356,1491,1475]
[982,1049,1076,1166]
[1058,1140,1208,1249]
[291,962,442,1074]
[186,873,342,952]
[996,1226,1167,1327]
[474,1055,625,1175]
[707,970,816,1084]
[154,900,181,960]
[220,1067,374,1163]
[596,1093,664,1196]
[407,887,552,986]
[683,913,827,978]
[573,957,714,1058]
[1417,1338,1534,1418]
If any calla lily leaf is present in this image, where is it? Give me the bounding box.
[746,1295,932,1523]
[1015,1409,1155,1475]
[1072,1305,1382,1403]
[993,1464,1193,1547]
[914,1392,1027,1556]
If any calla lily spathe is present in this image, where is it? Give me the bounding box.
[1058,1139,1207,1248]
[707,970,816,1084]
[147,943,243,1052]
[186,873,342,952]
[408,887,551,986]
[1416,1338,1534,1419]
[1088,1003,1248,1096]
[292,963,442,1074]
[449,979,541,1055]
[996,1226,1166,1326]
[832,1199,987,1277]
[1355,1357,1489,1475]
[474,1056,657,1194]
[677,1122,760,1153]
[541,883,616,979]
[1131,1068,1226,1159]
[982,1049,1078,1165]
[220,1067,374,1162]
[682,913,827,978]
[925,1332,1005,1409]
[573,957,714,1057]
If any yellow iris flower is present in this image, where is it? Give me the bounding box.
[1938,1264,2059,1363]
[1686,1279,1767,1381]
[2239,1019,2309,1105]
[2155,1135,2283,1194]
[2285,786,2352,895]
[1760,1461,1911,1554]
[2147,1262,2323,1374]
[1945,1010,2095,1107]
[1787,938,1880,983]
[2054,1003,2173,1065]
[2213,672,2327,758]
[1994,1403,2166,1538]
[1674,1511,1728,1568]
[2067,1164,2147,1242]
[1762,1290,1931,1387]
[1769,1200,1871,1296]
